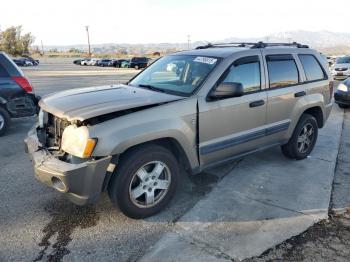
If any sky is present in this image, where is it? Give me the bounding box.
[1,0,349,46]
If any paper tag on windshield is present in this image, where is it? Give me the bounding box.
[193,57,217,65]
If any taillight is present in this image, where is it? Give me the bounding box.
[12,76,33,93]
[329,80,334,100]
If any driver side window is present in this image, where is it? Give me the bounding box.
[221,56,261,94]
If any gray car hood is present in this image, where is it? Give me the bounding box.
[39,84,183,121]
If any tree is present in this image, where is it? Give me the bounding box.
[68,48,82,53]
[0,26,35,56]
[20,32,35,55]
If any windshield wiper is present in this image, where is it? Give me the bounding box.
[138,84,166,93]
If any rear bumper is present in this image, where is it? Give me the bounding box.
[334,90,350,105]
[7,94,39,118]
[24,125,111,205]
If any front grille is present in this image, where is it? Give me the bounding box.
[45,113,70,147]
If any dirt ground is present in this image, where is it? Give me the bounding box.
[245,212,350,262]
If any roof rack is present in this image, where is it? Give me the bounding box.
[195,41,309,49]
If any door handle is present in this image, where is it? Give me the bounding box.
[294,91,306,97]
[249,100,265,108]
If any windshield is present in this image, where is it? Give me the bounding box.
[336,56,350,64]
[129,55,220,96]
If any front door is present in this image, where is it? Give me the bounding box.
[198,53,267,166]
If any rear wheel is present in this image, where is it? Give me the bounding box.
[281,114,318,160]
[0,107,10,137]
[108,144,179,219]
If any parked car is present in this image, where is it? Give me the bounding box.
[99,59,112,67]
[25,42,332,218]
[130,57,149,69]
[87,58,100,66]
[73,59,83,65]
[120,60,130,68]
[13,58,33,67]
[331,56,350,80]
[13,59,27,67]
[112,59,128,68]
[80,59,91,65]
[0,52,39,136]
[334,78,350,108]
[23,56,39,66]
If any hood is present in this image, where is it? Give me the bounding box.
[39,84,183,121]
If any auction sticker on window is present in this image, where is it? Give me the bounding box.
[193,56,217,65]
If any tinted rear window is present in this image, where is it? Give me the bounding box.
[266,55,299,89]
[298,54,325,82]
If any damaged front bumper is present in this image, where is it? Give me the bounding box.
[24,125,111,205]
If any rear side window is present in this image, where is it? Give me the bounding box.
[221,56,261,93]
[266,55,299,89]
[298,54,325,82]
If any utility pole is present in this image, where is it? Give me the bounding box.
[187,35,191,50]
[85,26,91,57]
[41,40,44,55]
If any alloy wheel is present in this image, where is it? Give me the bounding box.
[129,161,171,208]
[297,123,314,154]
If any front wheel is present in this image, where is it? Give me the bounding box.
[108,144,179,219]
[281,114,318,160]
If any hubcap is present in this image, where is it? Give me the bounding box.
[0,114,4,130]
[297,123,314,154]
[129,161,171,208]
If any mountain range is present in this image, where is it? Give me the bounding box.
[42,30,350,55]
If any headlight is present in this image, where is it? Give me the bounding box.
[38,109,44,128]
[61,125,97,158]
[38,109,48,128]
[337,83,349,92]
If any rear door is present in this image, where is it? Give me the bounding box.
[261,50,304,143]
[198,52,267,166]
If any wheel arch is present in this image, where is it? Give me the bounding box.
[117,137,193,174]
[302,106,324,128]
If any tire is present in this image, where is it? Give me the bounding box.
[135,65,139,70]
[108,144,179,219]
[338,104,350,109]
[281,114,318,160]
[0,107,10,137]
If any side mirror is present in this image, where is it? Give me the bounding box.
[208,82,244,100]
